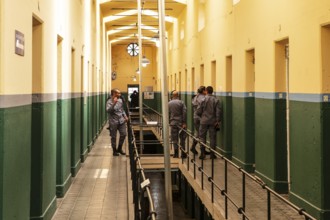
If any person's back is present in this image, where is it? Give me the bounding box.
[168,90,187,158]
[197,86,221,159]
[192,93,205,120]
[169,98,186,126]
[200,94,220,125]
[190,86,206,155]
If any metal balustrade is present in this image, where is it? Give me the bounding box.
[141,105,317,220]
[127,117,157,220]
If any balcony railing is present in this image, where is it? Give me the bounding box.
[141,104,317,220]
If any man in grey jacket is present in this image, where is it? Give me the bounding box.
[197,86,221,159]
[190,86,206,154]
[169,90,187,158]
[106,89,128,156]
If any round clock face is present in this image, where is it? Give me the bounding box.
[127,43,139,56]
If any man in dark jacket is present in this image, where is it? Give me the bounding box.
[197,86,221,159]
[130,90,139,108]
[169,90,187,158]
[106,89,128,156]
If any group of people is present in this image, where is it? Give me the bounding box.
[169,86,222,160]
[106,86,222,160]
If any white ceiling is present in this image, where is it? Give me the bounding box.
[100,0,186,45]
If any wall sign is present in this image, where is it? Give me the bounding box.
[144,92,154,99]
[15,30,25,56]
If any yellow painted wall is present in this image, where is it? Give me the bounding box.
[111,44,158,93]
[0,0,104,96]
[167,0,330,94]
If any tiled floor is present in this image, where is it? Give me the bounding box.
[52,126,132,220]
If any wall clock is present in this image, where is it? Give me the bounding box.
[127,43,139,56]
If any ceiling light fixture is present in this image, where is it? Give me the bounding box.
[141,55,150,67]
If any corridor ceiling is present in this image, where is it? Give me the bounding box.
[100,0,186,45]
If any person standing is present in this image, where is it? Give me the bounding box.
[197,86,221,160]
[190,86,207,155]
[130,90,139,108]
[168,90,187,158]
[106,88,128,156]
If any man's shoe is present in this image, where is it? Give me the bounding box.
[118,150,125,155]
[205,150,211,155]
[190,148,198,155]
[181,152,187,159]
[113,152,119,156]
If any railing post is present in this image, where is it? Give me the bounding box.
[187,136,190,170]
[211,155,214,203]
[242,173,246,220]
[267,190,271,220]
[201,158,204,190]
[225,160,228,219]
[193,155,196,179]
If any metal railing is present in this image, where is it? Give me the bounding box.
[142,105,317,220]
[127,118,157,220]
[126,103,157,220]
[142,104,163,138]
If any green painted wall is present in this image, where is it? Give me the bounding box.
[30,101,57,220]
[289,100,329,220]
[322,101,330,220]
[232,96,255,172]
[81,96,88,162]
[254,98,288,193]
[87,95,94,150]
[71,97,82,177]
[220,95,232,158]
[186,93,194,132]
[56,99,72,197]
[143,92,160,111]
[102,94,107,122]
[93,95,97,140]
[0,105,31,220]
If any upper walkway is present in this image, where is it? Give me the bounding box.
[52,106,316,220]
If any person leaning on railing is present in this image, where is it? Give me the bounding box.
[196,86,222,160]
[190,86,207,155]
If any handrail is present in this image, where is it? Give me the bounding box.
[142,104,163,138]
[142,105,317,220]
[126,102,157,220]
